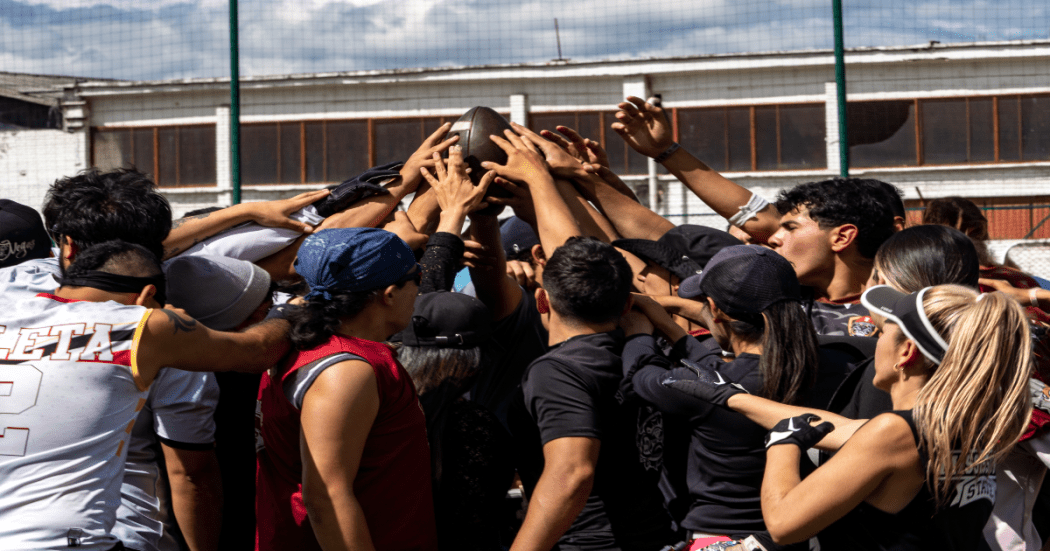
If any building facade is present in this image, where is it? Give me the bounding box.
[2,40,1049,238]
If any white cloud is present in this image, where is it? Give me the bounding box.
[0,0,1045,81]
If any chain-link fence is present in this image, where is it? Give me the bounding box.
[2,0,1049,234]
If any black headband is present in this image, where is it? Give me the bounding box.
[58,270,167,305]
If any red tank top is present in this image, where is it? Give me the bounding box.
[255,334,437,551]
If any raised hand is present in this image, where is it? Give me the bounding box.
[401,122,460,190]
[611,96,674,158]
[481,130,554,187]
[661,358,750,407]
[508,122,584,179]
[249,189,332,233]
[485,176,536,227]
[540,125,610,168]
[765,414,835,450]
[420,146,493,217]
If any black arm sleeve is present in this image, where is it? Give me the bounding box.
[419,232,465,294]
[624,334,718,418]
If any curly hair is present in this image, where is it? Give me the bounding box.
[774,178,898,259]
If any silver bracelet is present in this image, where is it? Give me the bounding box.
[654,142,681,163]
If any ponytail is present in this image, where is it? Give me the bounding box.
[911,286,1032,505]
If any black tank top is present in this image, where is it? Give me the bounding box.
[817,411,994,551]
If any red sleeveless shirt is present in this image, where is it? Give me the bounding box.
[255,334,436,551]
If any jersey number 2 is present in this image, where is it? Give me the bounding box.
[0,365,43,456]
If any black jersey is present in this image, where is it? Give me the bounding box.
[818,410,995,551]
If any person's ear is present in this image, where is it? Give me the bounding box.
[829,224,859,253]
[381,284,398,306]
[62,235,78,261]
[531,244,547,267]
[706,297,726,323]
[134,284,158,307]
[898,339,923,370]
[535,287,550,315]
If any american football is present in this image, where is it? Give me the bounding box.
[444,106,514,184]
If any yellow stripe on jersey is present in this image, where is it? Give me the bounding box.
[130,309,154,392]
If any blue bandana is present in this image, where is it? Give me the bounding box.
[295,227,415,301]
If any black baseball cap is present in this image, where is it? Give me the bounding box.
[0,199,52,268]
[861,285,948,365]
[613,224,742,280]
[678,245,801,318]
[393,291,493,348]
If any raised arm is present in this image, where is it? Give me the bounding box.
[163,190,330,259]
[482,131,582,253]
[509,122,668,241]
[465,214,523,322]
[318,123,459,232]
[612,96,780,243]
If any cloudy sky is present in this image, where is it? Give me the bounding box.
[1,0,1045,81]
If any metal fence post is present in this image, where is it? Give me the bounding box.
[832,0,849,178]
[229,0,242,204]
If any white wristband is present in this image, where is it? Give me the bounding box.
[727,193,771,227]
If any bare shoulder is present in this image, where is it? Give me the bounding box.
[849,413,920,462]
[305,359,377,403]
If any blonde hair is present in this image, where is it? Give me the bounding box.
[907,285,1033,505]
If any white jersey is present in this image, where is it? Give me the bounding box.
[113,368,218,551]
[0,256,60,300]
[0,292,151,550]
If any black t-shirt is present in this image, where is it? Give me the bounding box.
[802,288,878,338]
[509,330,674,551]
[470,289,548,429]
[625,334,856,541]
[818,411,995,551]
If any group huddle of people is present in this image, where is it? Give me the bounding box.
[0,95,1048,551]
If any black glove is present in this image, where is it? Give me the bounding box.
[660,358,750,407]
[765,414,834,450]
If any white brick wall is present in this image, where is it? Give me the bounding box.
[0,129,86,212]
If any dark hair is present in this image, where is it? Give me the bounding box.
[288,275,414,350]
[774,178,897,259]
[542,237,633,324]
[921,197,994,266]
[64,240,162,279]
[288,289,382,350]
[44,168,172,261]
[874,225,980,292]
[874,181,906,219]
[724,301,819,405]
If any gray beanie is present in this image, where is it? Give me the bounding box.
[164,254,271,331]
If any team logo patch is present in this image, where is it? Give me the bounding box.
[848,316,879,337]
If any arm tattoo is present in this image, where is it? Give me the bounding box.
[160,309,198,334]
[170,211,213,229]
